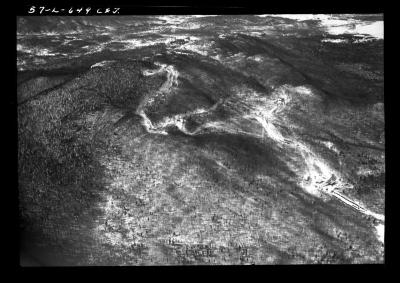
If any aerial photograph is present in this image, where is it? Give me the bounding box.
[18,14,384,265]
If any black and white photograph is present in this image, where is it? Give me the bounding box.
[17,11,385,265]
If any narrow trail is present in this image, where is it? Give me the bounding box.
[137,62,227,136]
[136,63,180,135]
[135,63,384,244]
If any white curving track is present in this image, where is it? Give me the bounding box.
[138,63,384,244]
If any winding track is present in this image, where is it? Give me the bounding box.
[137,62,385,243]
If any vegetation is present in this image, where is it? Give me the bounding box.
[18,15,384,265]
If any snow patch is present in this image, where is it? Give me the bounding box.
[17,44,58,57]
[375,223,384,244]
[258,14,383,39]
[321,141,340,154]
[322,38,349,43]
[176,42,211,56]
[327,21,383,39]
[248,55,264,62]
[90,60,115,69]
